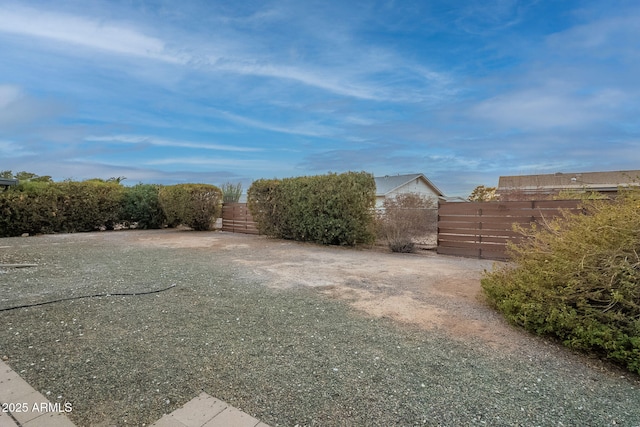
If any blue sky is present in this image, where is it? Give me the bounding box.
[0,0,638,197]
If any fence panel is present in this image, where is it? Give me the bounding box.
[221,203,259,234]
[437,200,583,260]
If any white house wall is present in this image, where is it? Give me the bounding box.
[375,179,439,208]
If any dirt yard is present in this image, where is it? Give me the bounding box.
[133,230,528,350]
[3,229,640,426]
[0,230,640,427]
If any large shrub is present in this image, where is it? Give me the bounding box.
[121,184,165,229]
[248,172,376,246]
[481,190,640,373]
[56,180,125,232]
[0,181,62,236]
[0,180,125,236]
[377,193,437,253]
[158,185,190,228]
[246,179,284,237]
[158,184,222,231]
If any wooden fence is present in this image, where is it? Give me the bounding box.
[437,200,583,260]
[221,203,259,234]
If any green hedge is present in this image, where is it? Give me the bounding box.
[248,172,376,246]
[245,178,283,237]
[0,180,125,236]
[121,184,165,229]
[158,184,222,231]
[56,180,125,232]
[0,181,61,236]
[0,180,223,236]
[481,190,640,374]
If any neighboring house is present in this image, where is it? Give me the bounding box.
[497,170,640,199]
[0,178,18,191]
[374,173,444,208]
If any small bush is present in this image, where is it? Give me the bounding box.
[377,193,437,253]
[122,184,165,229]
[481,190,640,373]
[388,238,415,253]
[158,184,222,231]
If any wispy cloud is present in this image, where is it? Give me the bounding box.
[0,85,20,109]
[471,87,628,130]
[144,156,293,173]
[218,61,384,101]
[452,0,534,35]
[209,58,450,102]
[546,10,640,60]
[0,4,453,103]
[0,5,184,63]
[466,3,640,135]
[0,84,63,129]
[85,135,262,152]
[0,139,37,157]
[211,109,336,138]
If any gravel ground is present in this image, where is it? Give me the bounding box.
[0,230,639,427]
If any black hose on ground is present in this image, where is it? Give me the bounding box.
[0,284,177,312]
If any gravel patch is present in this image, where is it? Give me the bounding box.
[1,230,639,426]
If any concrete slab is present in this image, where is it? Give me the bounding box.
[0,360,76,427]
[202,405,262,427]
[150,393,269,427]
[0,411,20,427]
[146,414,190,427]
[1,360,270,427]
[22,412,76,427]
[169,393,227,426]
[5,392,51,425]
[0,365,37,401]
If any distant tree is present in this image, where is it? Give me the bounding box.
[221,182,243,203]
[7,171,52,182]
[468,185,498,202]
[15,171,38,181]
[86,177,126,184]
[107,176,127,183]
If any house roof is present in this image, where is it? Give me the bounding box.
[0,178,18,187]
[374,173,444,197]
[498,170,640,193]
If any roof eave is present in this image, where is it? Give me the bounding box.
[376,173,444,197]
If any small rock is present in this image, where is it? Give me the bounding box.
[21,233,29,237]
